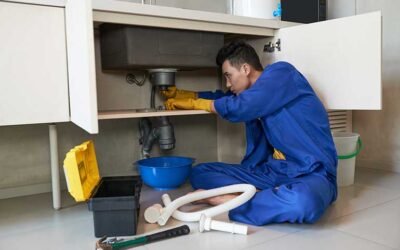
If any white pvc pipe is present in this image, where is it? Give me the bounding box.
[49,124,61,210]
[145,184,256,226]
[199,214,248,235]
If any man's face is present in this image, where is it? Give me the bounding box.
[222,60,251,95]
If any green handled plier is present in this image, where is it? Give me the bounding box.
[96,225,190,250]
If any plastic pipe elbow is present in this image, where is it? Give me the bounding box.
[199,214,248,235]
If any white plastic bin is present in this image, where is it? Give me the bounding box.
[228,0,280,19]
[332,132,362,187]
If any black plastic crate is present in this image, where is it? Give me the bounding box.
[87,176,142,237]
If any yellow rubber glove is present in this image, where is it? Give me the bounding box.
[164,98,212,112]
[273,148,286,160]
[161,86,198,99]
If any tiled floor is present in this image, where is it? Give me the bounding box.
[1,167,400,250]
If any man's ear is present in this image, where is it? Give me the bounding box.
[242,63,251,76]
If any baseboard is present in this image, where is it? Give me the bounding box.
[0,182,67,200]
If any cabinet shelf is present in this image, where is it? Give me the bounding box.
[98,109,211,120]
[92,0,287,36]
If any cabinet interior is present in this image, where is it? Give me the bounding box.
[93,21,273,119]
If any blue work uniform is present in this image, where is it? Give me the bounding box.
[192,61,337,226]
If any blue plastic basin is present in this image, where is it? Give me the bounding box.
[136,156,194,190]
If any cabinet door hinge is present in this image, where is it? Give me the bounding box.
[264,39,281,53]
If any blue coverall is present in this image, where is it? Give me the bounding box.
[191,61,337,226]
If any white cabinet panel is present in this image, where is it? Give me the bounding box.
[65,0,98,133]
[268,12,382,110]
[0,2,69,125]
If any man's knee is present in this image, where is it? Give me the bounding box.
[293,185,328,223]
[190,163,221,189]
[190,162,244,190]
[190,163,214,180]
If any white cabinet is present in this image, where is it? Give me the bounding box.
[258,12,382,110]
[0,1,69,126]
[65,0,381,134]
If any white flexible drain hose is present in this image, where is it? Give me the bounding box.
[144,184,256,228]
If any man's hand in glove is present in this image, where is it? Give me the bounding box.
[161,86,198,99]
[164,98,214,112]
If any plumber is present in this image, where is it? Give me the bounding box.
[163,40,337,226]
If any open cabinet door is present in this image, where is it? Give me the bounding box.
[65,0,99,133]
[262,12,382,110]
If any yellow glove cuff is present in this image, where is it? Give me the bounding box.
[161,86,198,99]
[176,89,198,99]
[193,98,212,112]
[164,98,212,112]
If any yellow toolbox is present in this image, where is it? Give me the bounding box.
[63,140,142,237]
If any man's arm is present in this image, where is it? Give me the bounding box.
[210,100,216,113]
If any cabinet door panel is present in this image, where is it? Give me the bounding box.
[0,2,69,125]
[265,12,382,110]
[65,0,98,133]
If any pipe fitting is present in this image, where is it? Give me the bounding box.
[199,214,248,235]
[144,204,163,224]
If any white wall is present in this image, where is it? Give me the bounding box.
[121,0,228,13]
[153,0,227,13]
[328,0,356,19]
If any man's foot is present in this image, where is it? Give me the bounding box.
[188,189,240,206]
[204,193,240,206]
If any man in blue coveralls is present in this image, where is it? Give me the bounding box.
[163,41,337,225]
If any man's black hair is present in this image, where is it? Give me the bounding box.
[216,40,263,71]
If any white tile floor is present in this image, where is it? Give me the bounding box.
[1,167,400,250]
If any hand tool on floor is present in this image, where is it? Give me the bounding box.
[96,225,190,250]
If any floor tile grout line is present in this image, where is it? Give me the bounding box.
[245,226,399,250]
[0,216,93,239]
[353,182,400,198]
[328,195,400,223]
[254,195,400,249]
[238,227,305,250]
[332,227,398,250]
